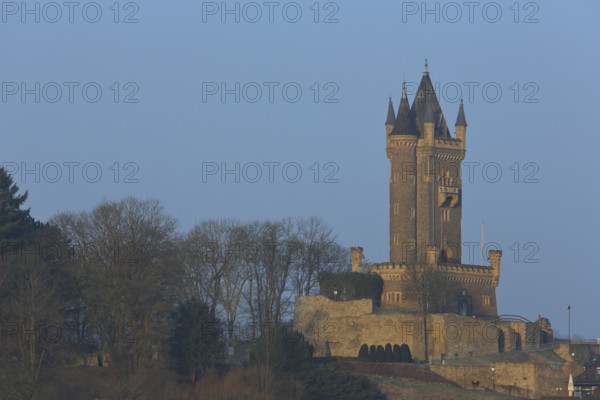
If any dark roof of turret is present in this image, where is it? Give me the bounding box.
[391,83,419,136]
[411,67,451,138]
[385,97,395,125]
[455,99,467,126]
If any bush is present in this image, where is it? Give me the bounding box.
[318,272,384,307]
[301,365,386,400]
[369,345,377,362]
[376,346,386,362]
[248,324,314,374]
[358,344,369,361]
[400,344,413,363]
[384,344,393,362]
[392,344,401,362]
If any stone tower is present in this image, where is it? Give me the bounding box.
[387,62,467,264]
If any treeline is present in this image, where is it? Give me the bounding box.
[0,167,350,399]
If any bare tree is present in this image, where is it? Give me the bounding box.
[219,243,248,341]
[51,197,180,387]
[247,220,297,335]
[401,264,448,361]
[0,225,73,400]
[180,218,348,342]
[401,265,447,313]
[290,217,347,296]
[2,262,63,399]
[181,220,243,318]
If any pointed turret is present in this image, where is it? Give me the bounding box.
[455,99,467,127]
[455,99,467,148]
[385,97,395,135]
[411,61,451,138]
[391,82,418,136]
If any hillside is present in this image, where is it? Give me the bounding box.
[338,361,519,400]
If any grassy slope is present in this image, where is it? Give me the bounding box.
[338,361,519,400]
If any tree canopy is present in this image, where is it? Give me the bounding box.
[0,167,37,245]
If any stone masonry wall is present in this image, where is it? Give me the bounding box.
[429,344,583,399]
[294,296,501,360]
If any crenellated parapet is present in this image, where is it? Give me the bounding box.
[371,262,410,271]
[371,261,497,285]
[438,263,495,275]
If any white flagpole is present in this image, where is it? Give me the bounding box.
[481,221,484,266]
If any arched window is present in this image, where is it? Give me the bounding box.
[498,329,505,353]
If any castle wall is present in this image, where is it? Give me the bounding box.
[443,278,498,317]
[430,363,537,398]
[294,296,501,360]
[429,344,583,399]
[372,262,499,318]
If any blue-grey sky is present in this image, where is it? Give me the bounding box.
[1,0,599,338]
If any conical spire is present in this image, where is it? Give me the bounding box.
[424,100,435,124]
[391,82,418,136]
[411,63,450,137]
[385,97,395,125]
[455,99,467,126]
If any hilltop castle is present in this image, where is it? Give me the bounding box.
[352,61,501,318]
[294,63,552,362]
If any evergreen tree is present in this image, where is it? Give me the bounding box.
[169,299,224,383]
[376,345,386,362]
[392,344,401,362]
[368,345,377,362]
[248,324,314,374]
[357,344,369,361]
[384,343,393,362]
[0,167,36,245]
[400,344,413,363]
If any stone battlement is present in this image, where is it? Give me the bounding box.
[371,262,495,275]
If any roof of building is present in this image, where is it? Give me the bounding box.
[410,69,451,138]
[385,97,396,126]
[455,99,467,126]
[391,83,419,136]
[575,361,600,386]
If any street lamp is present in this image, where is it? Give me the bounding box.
[333,285,338,301]
[567,305,571,343]
[491,366,495,391]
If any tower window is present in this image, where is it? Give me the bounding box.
[394,203,400,215]
[393,234,399,245]
[442,208,450,222]
[395,292,401,303]
[483,295,491,306]
[410,208,416,219]
[442,170,454,186]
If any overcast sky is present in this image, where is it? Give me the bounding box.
[1,0,599,338]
